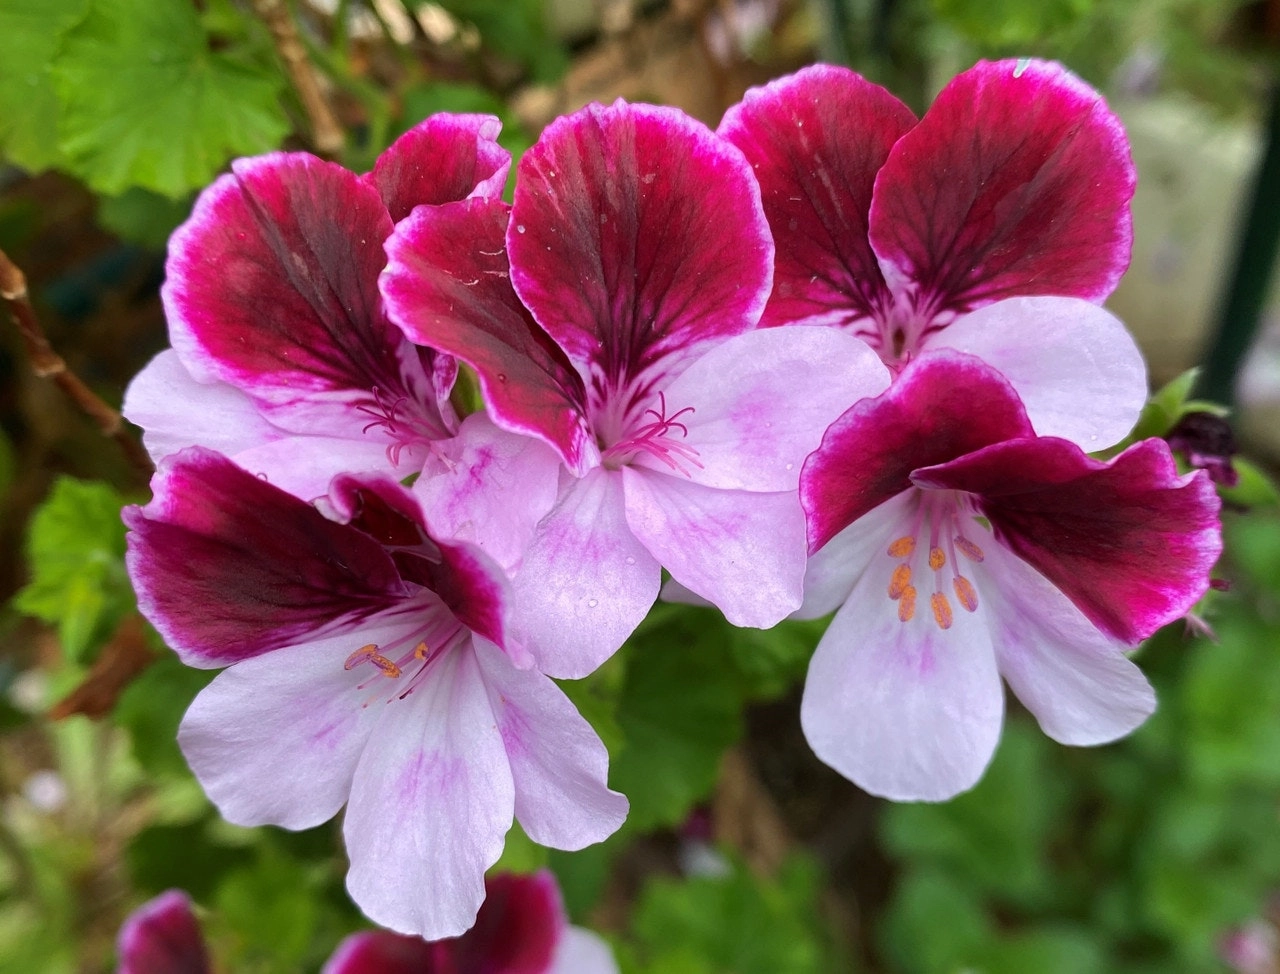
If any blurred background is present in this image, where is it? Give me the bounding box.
[2,1,1280,970]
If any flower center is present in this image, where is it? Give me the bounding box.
[357,385,443,467]
[600,390,703,477]
[342,615,465,706]
[855,293,953,369]
[885,491,985,629]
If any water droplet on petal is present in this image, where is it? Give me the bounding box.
[624,556,636,565]
[785,462,794,471]
[587,598,599,608]
[497,373,508,383]
[516,224,526,234]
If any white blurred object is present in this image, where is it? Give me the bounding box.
[22,769,68,814]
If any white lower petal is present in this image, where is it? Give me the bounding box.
[800,559,1004,802]
[343,644,514,939]
[474,640,627,849]
[929,296,1146,450]
[982,549,1156,745]
[510,468,660,679]
[178,624,404,831]
[622,469,806,629]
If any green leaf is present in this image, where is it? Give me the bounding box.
[12,477,131,663]
[127,817,255,901]
[113,652,216,774]
[611,614,744,832]
[1218,457,1280,510]
[630,856,838,974]
[53,0,289,198]
[880,867,991,973]
[0,0,88,171]
[931,0,1096,48]
[724,616,822,702]
[970,927,1106,974]
[490,819,548,875]
[425,0,567,81]
[97,187,193,250]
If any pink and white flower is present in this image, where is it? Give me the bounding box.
[381,99,890,678]
[124,114,511,499]
[796,352,1221,801]
[720,59,1148,450]
[124,449,626,939]
[323,871,617,974]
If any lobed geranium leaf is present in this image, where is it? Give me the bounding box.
[0,0,88,172]
[52,0,288,198]
[12,477,132,663]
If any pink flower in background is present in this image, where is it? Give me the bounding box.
[381,99,890,678]
[720,58,1148,451]
[797,352,1221,801]
[324,871,617,974]
[116,890,210,974]
[124,114,511,499]
[124,449,625,939]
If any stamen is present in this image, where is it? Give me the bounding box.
[888,564,912,600]
[887,536,915,558]
[931,592,954,630]
[344,644,378,670]
[928,546,946,571]
[414,641,430,660]
[953,576,979,612]
[954,536,985,562]
[898,585,917,622]
[370,654,401,679]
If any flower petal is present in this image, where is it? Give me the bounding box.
[913,437,1222,643]
[124,449,403,667]
[123,350,283,463]
[509,468,660,679]
[549,928,621,974]
[718,64,916,328]
[381,197,591,470]
[800,548,1005,801]
[622,469,806,629]
[981,549,1156,744]
[800,351,1032,553]
[661,326,890,491]
[474,640,627,849]
[414,413,563,573]
[344,644,515,939]
[321,931,435,974]
[164,153,450,441]
[452,871,566,974]
[229,434,416,501]
[367,113,510,223]
[117,890,211,974]
[927,296,1146,449]
[869,59,1135,314]
[508,100,773,375]
[177,624,397,829]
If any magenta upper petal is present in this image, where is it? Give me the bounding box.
[164,153,449,439]
[367,113,510,223]
[719,64,916,329]
[117,890,211,974]
[322,930,437,974]
[869,59,1135,314]
[382,197,592,470]
[508,100,773,379]
[800,352,1033,553]
[124,449,404,667]
[913,437,1222,643]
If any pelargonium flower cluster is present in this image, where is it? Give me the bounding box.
[122,56,1222,945]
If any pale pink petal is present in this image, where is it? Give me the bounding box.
[509,468,660,679]
[801,560,1005,801]
[123,350,283,463]
[177,624,401,830]
[229,434,415,501]
[869,59,1135,314]
[622,469,807,629]
[508,100,773,374]
[474,640,627,849]
[718,64,916,329]
[414,413,563,572]
[659,326,890,491]
[549,927,620,974]
[927,296,1146,449]
[344,645,514,939]
[981,549,1156,745]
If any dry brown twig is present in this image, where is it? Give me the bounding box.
[252,0,346,157]
[0,248,154,481]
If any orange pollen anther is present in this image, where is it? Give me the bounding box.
[887,536,916,558]
[928,546,946,571]
[898,585,917,622]
[370,654,402,679]
[953,576,979,612]
[888,564,912,600]
[955,536,985,562]
[344,644,379,670]
[931,592,954,630]
[414,641,430,660]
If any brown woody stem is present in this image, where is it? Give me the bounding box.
[252,0,346,157]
